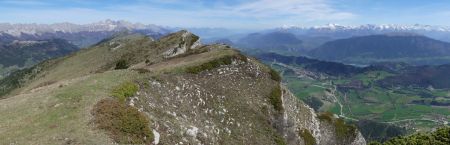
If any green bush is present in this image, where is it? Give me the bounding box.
[111,82,138,102]
[299,129,316,145]
[357,119,407,142]
[317,112,334,122]
[185,55,246,74]
[269,85,283,112]
[334,118,357,141]
[115,59,129,70]
[269,68,282,82]
[317,112,357,142]
[92,99,153,144]
[372,127,450,145]
[273,132,287,145]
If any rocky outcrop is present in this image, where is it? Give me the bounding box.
[276,84,366,145]
[127,31,366,144]
[162,30,201,58]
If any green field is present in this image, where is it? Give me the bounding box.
[273,63,450,131]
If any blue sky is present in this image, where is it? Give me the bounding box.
[1,0,450,29]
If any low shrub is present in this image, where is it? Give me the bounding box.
[92,99,153,144]
[273,132,287,145]
[115,59,129,69]
[334,118,357,141]
[299,128,316,145]
[317,112,334,122]
[269,85,283,112]
[185,55,246,74]
[317,112,357,143]
[111,82,138,102]
[371,127,450,145]
[269,68,282,82]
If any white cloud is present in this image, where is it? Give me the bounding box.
[110,0,356,28]
[0,0,357,29]
[229,0,356,20]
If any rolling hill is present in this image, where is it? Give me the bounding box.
[309,34,450,65]
[0,39,79,78]
[235,32,304,54]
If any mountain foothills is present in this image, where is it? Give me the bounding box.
[278,23,450,42]
[0,39,78,78]
[257,53,450,143]
[219,24,450,66]
[0,30,367,145]
[234,32,304,55]
[309,34,450,65]
[0,20,170,79]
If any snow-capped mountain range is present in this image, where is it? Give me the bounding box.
[0,19,169,37]
[2,20,450,47]
[279,23,450,32]
[274,23,450,43]
[0,20,171,47]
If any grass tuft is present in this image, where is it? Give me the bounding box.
[111,82,138,102]
[92,98,153,144]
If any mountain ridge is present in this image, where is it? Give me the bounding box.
[0,30,366,145]
[308,34,450,65]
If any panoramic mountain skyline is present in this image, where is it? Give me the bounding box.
[1,1,450,145]
[1,0,450,29]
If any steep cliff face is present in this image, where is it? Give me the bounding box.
[279,85,366,145]
[0,30,365,145]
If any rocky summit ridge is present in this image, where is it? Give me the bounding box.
[0,30,365,145]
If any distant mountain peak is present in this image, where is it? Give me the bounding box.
[0,20,168,37]
[279,24,450,32]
